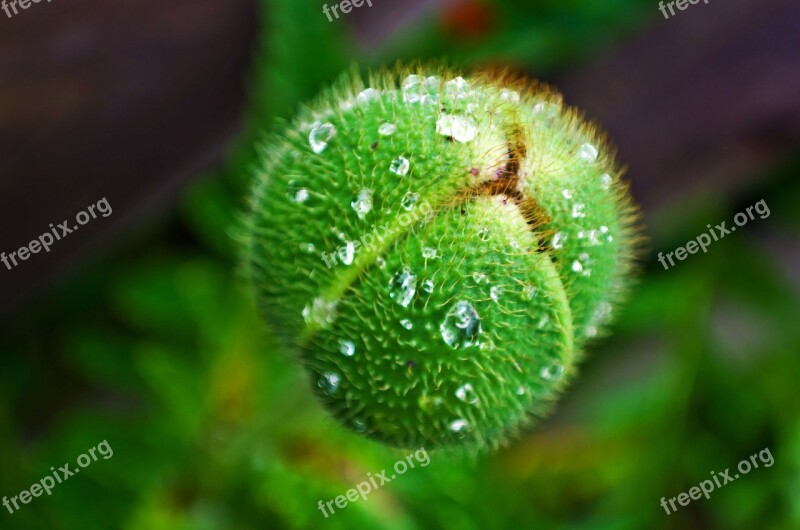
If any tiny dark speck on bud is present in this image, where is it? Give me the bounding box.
[370,141,379,150]
[406,360,416,369]
[469,167,480,176]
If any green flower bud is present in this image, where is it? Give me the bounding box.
[245,66,639,450]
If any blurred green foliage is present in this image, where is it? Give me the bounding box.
[1,1,799,529]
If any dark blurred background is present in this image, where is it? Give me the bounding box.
[0,0,798,529]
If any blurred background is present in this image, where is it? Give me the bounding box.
[1,0,799,528]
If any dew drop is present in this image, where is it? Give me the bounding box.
[356,88,380,104]
[309,122,336,154]
[450,419,470,433]
[600,173,612,190]
[552,232,566,249]
[472,272,487,284]
[401,191,419,210]
[562,189,573,200]
[477,228,491,241]
[351,418,367,433]
[389,267,417,307]
[302,297,338,327]
[440,301,482,349]
[524,285,538,300]
[301,243,316,253]
[571,203,586,218]
[578,143,599,163]
[540,363,565,381]
[339,340,355,357]
[400,319,413,330]
[378,122,398,136]
[455,383,479,404]
[422,247,438,259]
[444,77,470,100]
[351,188,373,219]
[292,187,310,204]
[422,279,435,294]
[516,386,526,396]
[436,115,478,143]
[402,75,424,103]
[390,156,411,176]
[318,371,342,395]
[490,285,503,302]
[376,256,386,269]
[571,260,584,274]
[499,89,520,103]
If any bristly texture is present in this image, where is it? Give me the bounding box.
[244,65,640,450]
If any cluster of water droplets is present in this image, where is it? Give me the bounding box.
[440,300,482,349]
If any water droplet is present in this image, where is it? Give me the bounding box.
[562,189,573,200]
[302,297,339,327]
[537,315,550,329]
[571,260,584,274]
[390,156,411,176]
[401,192,419,210]
[516,386,526,395]
[436,115,478,143]
[422,279,435,293]
[532,101,560,124]
[341,241,355,265]
[449,419,470,433]
[540,363,564,381]
[291,187,309,204]
[302,243,316,253]
[351,418,367,433]
[578,143,599,163]
[490,285,503,302]
[585,326,598,338]
[318,371,342,395]
[376,256,386,269]
[423,76,440,103]
[356,88,380,104]
[472,272,487,284]
[455,383,479,404]
[389,267,417,307]
[339,340,355,357]
[600,173,612,190]
[552,232,566,249]
[351,188,373,219]
[477,228,491,241]
[402,75,424,103]
[499,89,520,103]
[309,122,336,154]
[378,122,397,136]
[444,77,470,100]
[571,203,586,218]
[440,301,482,349]
[400,319,413,330]
[422,247,438,259]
